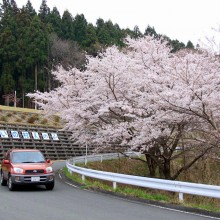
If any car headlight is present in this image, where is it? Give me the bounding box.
[46,167,53,173]
[13,167,24,174]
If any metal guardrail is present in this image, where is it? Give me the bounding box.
[66,153,220,202]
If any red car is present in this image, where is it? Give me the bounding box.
[1,149,55,191]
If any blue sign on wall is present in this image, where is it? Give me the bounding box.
[51,133,59,141]
[32,132,40,140]
[0,130,8,138]
[22,131,30,139]
[11,131,20,139]
[0,130,60,142]
[42,132,50,140]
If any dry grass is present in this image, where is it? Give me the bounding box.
[0,105,63,128]
[0,105,40,113]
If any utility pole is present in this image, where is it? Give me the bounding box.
[14,90,16,107]
[35,64,38,110]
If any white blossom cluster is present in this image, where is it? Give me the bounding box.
[28,36,220,153]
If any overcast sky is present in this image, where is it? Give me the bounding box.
[14,0,220,45]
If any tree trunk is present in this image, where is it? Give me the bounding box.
[171,147,213,180]
[145,154,157,177]
[162,159,171,179]
[35,64,38,91]
[35,64,38,109]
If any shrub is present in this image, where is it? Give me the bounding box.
[6,112,12,117]
[53,115,60,123]
[40,118,48,125]
[27,114,39,124]
[0,116,7,122]
[15,118,22,123]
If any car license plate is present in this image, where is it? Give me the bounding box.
[31,176,40,182]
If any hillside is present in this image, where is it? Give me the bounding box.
[0,0,194,108]
[0,105,63,128]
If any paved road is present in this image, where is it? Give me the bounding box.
[0,161,218,220]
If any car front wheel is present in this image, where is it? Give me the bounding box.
[45,182,54,190]
[8,175,16,191]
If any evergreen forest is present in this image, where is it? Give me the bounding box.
[0,0,195,108]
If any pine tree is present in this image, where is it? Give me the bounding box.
[186,40,194,49]
[170,39,185,52]
[96,18,111,46]
[144,25,157,37]
[112,23,125,47]
[83,23,100,55]
[39,0,50,23]
[10,0,19,15]
[0,62,15,94]
[47,7,62,36]
[30,15,49,89]
[61,10,74,40]
[73,14,88,45]
[0,0,18,96]
[24,0,36,17]
[0,21,18,63]
[133,25,143,38]
[16,7,33,69]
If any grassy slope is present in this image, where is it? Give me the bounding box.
[0,105,63,128]
[0,105,41,113]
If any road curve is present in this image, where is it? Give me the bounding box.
[0,161,218,220]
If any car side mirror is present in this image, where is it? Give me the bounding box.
[46,159,51,163]
[3,160,10,164]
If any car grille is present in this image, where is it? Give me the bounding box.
[25,169,44,174]
[24,176,47,182]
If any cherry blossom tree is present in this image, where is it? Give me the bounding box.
[28,36,220,180]
[199,25,220,55]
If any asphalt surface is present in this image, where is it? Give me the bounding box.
[0,161,219,220]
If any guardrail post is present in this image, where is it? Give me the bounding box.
[113,181,117,190]
[85,144,88,165]
[82,175,85,182]
[101,155,103,163]
[179,192,184,202]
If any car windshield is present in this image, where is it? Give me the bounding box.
[11,151,46,163]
